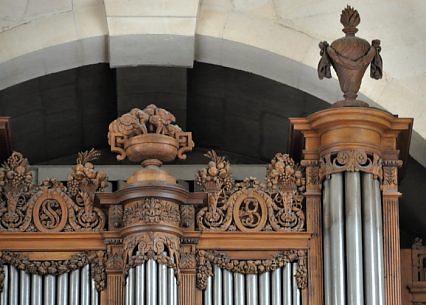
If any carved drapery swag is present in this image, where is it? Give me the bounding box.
[0,150,108,232]
[123,232,181,282]
[319,150,382,181]
[196,151,306,232]
[0,250,106,292]
[196,250,307,290]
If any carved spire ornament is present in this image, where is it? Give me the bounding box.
[318,5,383,107]
[108,104,194,184]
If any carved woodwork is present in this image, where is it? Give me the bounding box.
[0,250,106,292]
[196,249,307,290]
[196,151,306,232]
[317,6,382,107]
[0,150,107,232]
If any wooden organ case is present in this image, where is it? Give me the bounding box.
[0,6,415,305]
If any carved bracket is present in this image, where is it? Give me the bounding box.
[0,250,106,292]
[196,250,307,290]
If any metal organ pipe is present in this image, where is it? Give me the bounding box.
[204,276,213,305]
[1,265,8,305]
[292,263,300,305]
[271,268,281,305]
[147,259,158,305]
[159,260,168,305]
[70,269,80,305]
[9,266,18,305]
[329,173,346,305]
[81,264,90,305]
[57,273,69,305]
[246,274,258,305]
[135,263,145,305]
[322,177,331,305]
[213,265,222,305]
[373,177,385,305]
[234,272,245,305]
[345,172,364,305]
[31,274,42,305]
[44,274,56,305]
[259,271,270,305]
[282,264,292,305]
[19,270,30,305]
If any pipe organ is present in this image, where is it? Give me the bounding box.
[0,7,414,305]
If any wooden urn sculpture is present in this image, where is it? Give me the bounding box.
[318,5,383,107]
[108,104,194,184]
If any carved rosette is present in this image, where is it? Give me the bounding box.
[123,232,180,281]
[123,198,180,227]
[319,150,382,181]
[197,152,306,232]
[0,250,106,292]
[196,250,308,290]
[0,150,107,232]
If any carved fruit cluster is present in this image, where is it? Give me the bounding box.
[266,153,305,192]
[196,150,233,192]
[0,152,33,193]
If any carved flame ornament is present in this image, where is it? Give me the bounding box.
[0,150,107,232]
[318,6,383,107]
[196,151,306,232]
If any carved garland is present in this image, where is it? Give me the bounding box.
[0,150,108,232]
[0,250,106,292]
[196,250,307,290]
[319,150,382,180]
[123,232,181,282]
[196,151,306,232]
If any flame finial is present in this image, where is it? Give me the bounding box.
[340,5,360,35]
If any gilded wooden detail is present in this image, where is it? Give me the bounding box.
[0,150,107,232]
[319,150,382,180]
[0,250,106,292]
[196,249,308,290]
[197,151,306,232]
[123,198,180,227]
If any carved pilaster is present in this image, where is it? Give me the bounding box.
[301,159,322,305]
[383,159,403,305]
[105,239,124,305]
[179,241,197,305]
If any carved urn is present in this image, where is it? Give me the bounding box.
[108,105,194,184]
[318,6,383,107]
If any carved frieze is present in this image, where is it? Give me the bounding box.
[0,150,107,232]
[0,250,106,292]
[319,150,382,180]
[196,152,306,232]
[123,198,180,227]
[196,250,308,290]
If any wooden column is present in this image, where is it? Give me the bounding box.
[302,160,323,305]
[179,244,197,305]
[105,241,124,305]
[382,160,403,305]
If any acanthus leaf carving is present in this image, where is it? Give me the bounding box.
[123,198,180,227]
[196,151,306,232]
[196,250,308,290]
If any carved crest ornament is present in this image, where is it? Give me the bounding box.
[196,151,306,232]
[0,149,108,232]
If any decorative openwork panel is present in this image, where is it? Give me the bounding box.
[196,151,306,232]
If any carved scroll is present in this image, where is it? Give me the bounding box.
[0,150,108,232]
[196,151,306,232]
[0,250,106,292]
[196,250,307,290]
[319,150,382,180]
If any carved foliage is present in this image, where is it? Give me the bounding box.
[319,150,382,180]
[123,198,180,227]
[382,160,402,193]
[123,232,180,281]
[197,152,306,232]
[0,251,106,292]
[0,150,107,232]
[196,250,308,290]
